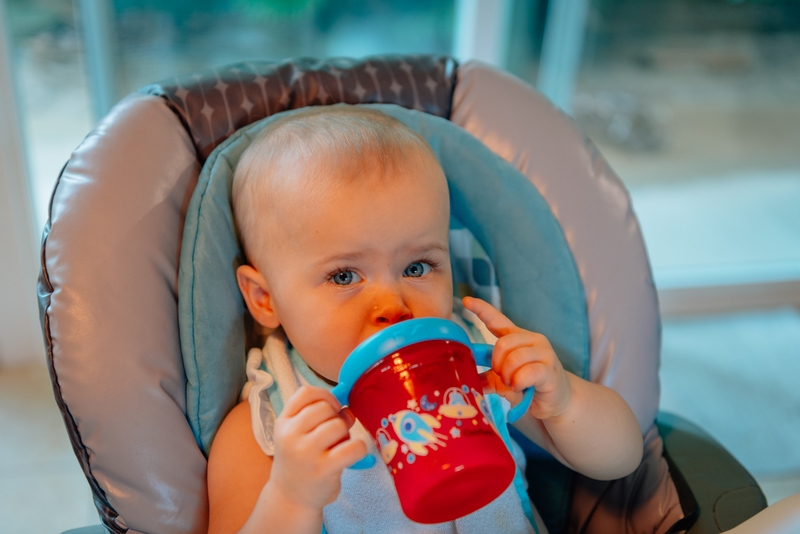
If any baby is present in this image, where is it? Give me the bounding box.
[207,106,644,534]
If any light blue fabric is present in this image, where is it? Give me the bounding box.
[255,344,329,419]
[489,395,539,533]
[178,103,589,456]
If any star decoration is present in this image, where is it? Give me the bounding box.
[201,102,214,120]
[174,86,189,103]
[353,83,367,101]
[316,83,329,104]
[425,77,437,96]
[389,80,403,97]
[278,87,289,107]
[214,80,229,95]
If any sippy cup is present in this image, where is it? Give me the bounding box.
[331,317,534,524]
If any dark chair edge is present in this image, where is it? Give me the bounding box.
[658,411,767,534]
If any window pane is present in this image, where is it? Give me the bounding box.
[507,0,800,288]
[6,0,93,232]
[112,0,454,97]
[7,0,454,233]
[574,1,800,288]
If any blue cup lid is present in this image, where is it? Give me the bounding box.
[332,317,471,406]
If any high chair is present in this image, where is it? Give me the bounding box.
[40,55,771,534]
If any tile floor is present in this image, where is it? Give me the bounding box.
[0,365,97,533]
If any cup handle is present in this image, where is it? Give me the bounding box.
[330,384,376,470]
[472,343,535,424]
[348,455,377,469]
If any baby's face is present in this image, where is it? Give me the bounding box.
[250,152,453,381]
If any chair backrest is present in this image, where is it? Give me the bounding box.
[450,62,664,533]
[39,56,664,534]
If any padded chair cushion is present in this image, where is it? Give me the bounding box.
[450,62,679,534]
[179,103,589,454]
[451,62,660,433]
[141,56,457,162]
[39,93,207,534]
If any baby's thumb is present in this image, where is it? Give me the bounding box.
[479,369,515,397]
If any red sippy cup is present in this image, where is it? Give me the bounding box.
[331,318,534,524]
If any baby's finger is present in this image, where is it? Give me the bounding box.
[462,296,522,338]
[507,361,546,391]
[290,399,340,435]
[479,369,513,397]
[480,369,526,406]
[498,346,552,388]
[283,386,341,419]
[491,331,547,371]
[327,437,369,471]
[307,416,351,450]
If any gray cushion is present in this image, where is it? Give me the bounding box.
[451,61,660,432]
[40,93,208,534]
[450,61,668,534]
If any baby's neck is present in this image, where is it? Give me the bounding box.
[314,369,337,387]
[288,337,338,386]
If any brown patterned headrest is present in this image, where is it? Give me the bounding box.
[140,55,458,162]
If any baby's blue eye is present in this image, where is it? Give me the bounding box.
[404,262,431,278]
[331,270,361,285]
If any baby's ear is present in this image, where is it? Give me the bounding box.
[236,265,280,329]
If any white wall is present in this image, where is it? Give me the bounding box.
[0,3,46,367]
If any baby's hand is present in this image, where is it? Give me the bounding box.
[463,297,571,421]
[269,386,367,511]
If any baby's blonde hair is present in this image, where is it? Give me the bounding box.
[232,105,440,265]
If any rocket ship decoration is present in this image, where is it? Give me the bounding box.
[388,410,447,456]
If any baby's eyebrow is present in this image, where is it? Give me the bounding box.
[408,243,449,256]
[312,251,369,268]
[312,243,449,268]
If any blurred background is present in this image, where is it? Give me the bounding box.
[1,0,799,531]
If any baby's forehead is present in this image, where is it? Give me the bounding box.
[234,107,449,264]
[275,136,442,187]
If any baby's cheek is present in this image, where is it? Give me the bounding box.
[436,291,455,319]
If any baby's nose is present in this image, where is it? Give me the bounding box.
[371,292,412,326]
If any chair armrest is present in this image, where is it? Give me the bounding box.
[657,412,767,533]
